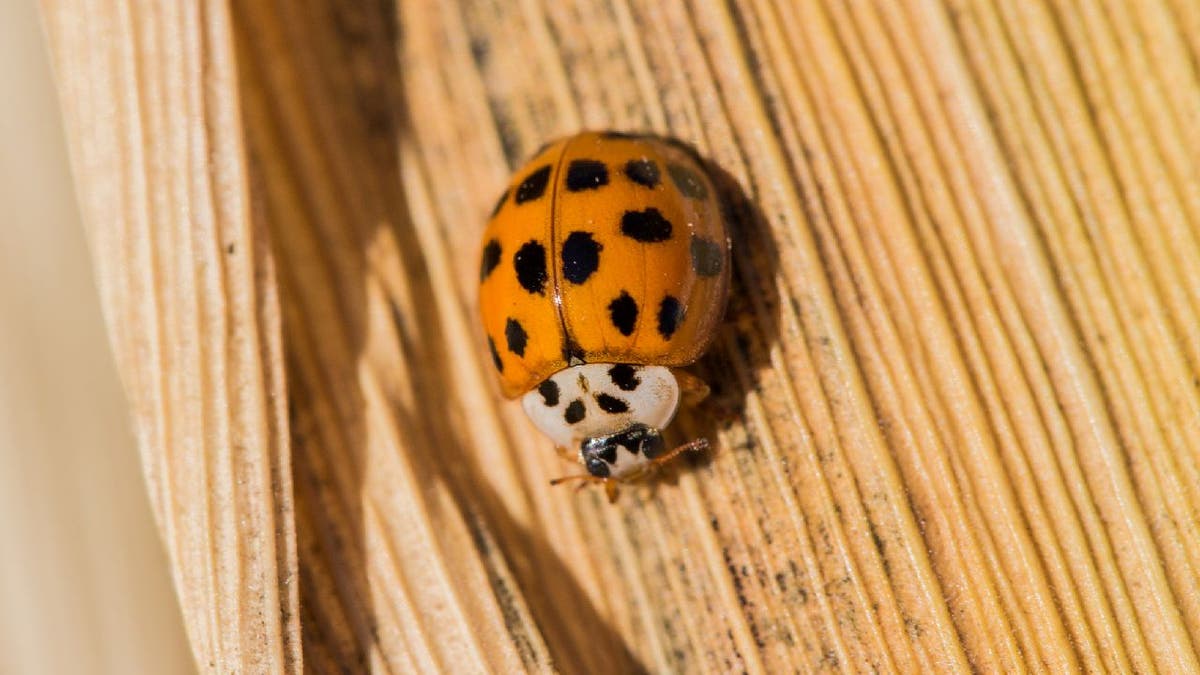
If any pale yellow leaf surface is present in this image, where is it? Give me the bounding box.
[41,0,1200,672]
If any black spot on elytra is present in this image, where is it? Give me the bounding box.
[489,188,509,218]
[565,159,608,191]
[515,165,551,203]
[667,163,708,199]
[621,208,673,242]
[479,239,501,281]
[658,295,684,338]
[623,159,660,188]
[562,231,602,284]
[608,364,641,391]
[514,240,548,294]
[562,336,587,364]
[690,235,724,277]
[595,393,629,414]
[608,291,639,336]
[537,379,560,407]
[505,318,528,357]
[564,399,586,424]
[488,337,503,372]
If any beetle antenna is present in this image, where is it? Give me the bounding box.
[650,437,710,468]
[549,474,602,487]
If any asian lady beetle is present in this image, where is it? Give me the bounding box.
[479,131,730,500]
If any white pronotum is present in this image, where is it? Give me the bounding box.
[521,363,680,451]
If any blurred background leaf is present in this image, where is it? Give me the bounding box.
[0,2,190,673]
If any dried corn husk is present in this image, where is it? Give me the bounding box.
[42,0,1200,671]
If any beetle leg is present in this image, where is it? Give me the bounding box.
[554,445,576,464]
[549,473,604,488]
[549,473,622,502]
[672,369,710,406]
[604,480,620,503]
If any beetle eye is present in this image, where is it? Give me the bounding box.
[585,457,610,478]
[641,432,665,460]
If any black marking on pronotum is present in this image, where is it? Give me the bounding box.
[562,231,602,284]
[623,159,660,188]
[515,165,552,203]
[489,188,509,218]
[505,318,528,357]
[608,291,639,336]
[657,295,684,339]
[667,163,708,199]
[565,159,609,191]
[564,399,586,424]
[620,208,673,242]
[537,379,560,407]
[690,235,724,277]
[488,337,503,372]
[514,240,548,294]
[595,393,629,414]
[608,364,641,391]
[480,239,502,281]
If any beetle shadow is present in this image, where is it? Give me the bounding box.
[641,137,784,485]
[385,242,647,674]
[235,2,643,672]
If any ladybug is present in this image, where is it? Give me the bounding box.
[478,131,731,500]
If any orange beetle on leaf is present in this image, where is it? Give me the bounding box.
[478,131,731,501]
